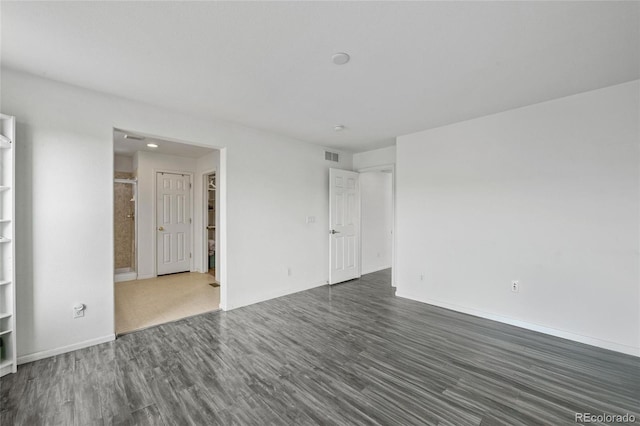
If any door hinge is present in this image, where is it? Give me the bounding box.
[189,183,192,189]
[189,218,192,224]
[190,253,192,258]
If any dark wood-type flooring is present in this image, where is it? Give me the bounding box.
[1,269,639,425]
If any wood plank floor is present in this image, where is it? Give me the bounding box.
[2,269,639,425]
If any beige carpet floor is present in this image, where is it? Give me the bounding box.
[115,272,220,334]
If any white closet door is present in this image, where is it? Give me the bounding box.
[329,168,360,285]
[156,172,191,275]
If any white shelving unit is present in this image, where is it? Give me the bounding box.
[0,113,16,377]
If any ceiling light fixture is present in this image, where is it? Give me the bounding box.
[331,52,350,65]
[146,143,158,148]
[124,134,145,141]
[334,125,345,132]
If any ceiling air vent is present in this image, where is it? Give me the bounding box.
[325,151,339,162]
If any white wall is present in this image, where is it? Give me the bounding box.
[360,172,393,274]
[224,126,352,308]
[396,80,640,356]
[353,145,396,170]
[1,68,352,361]
[114,154,133,173]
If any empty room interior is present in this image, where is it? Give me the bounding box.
[0,1,638,425]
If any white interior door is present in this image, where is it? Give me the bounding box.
[329,168,360,285]
[156,172,191,275]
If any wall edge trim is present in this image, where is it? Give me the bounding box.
[17,334,117,365]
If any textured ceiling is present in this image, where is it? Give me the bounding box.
[113,129,215,159]
[2,1,638,152]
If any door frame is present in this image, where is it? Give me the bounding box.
[356,164,396,288]
[152,169,195,277]
[201,169,217,279]
[112,127,229,341]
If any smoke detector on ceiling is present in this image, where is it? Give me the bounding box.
[331,52,350,65]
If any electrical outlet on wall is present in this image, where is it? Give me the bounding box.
[511,281,519,293]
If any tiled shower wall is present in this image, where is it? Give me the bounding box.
[114,172,135,270]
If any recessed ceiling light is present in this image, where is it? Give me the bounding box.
[146,143,158,148]
[331,52,350,65]
[334,125,345,132]
[124,134,145,141]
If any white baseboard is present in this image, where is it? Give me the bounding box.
[114,272,137,282]
[136,273,156,280]
[361,264,392,275]
[0,363,16,377]
[227,280,327,311]
[17,334,116,365]
[396,292,640,358]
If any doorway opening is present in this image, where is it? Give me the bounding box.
[359,167,394,283]
[113,128,223,335]
[204,172,218,284]
[329,165,395,287]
